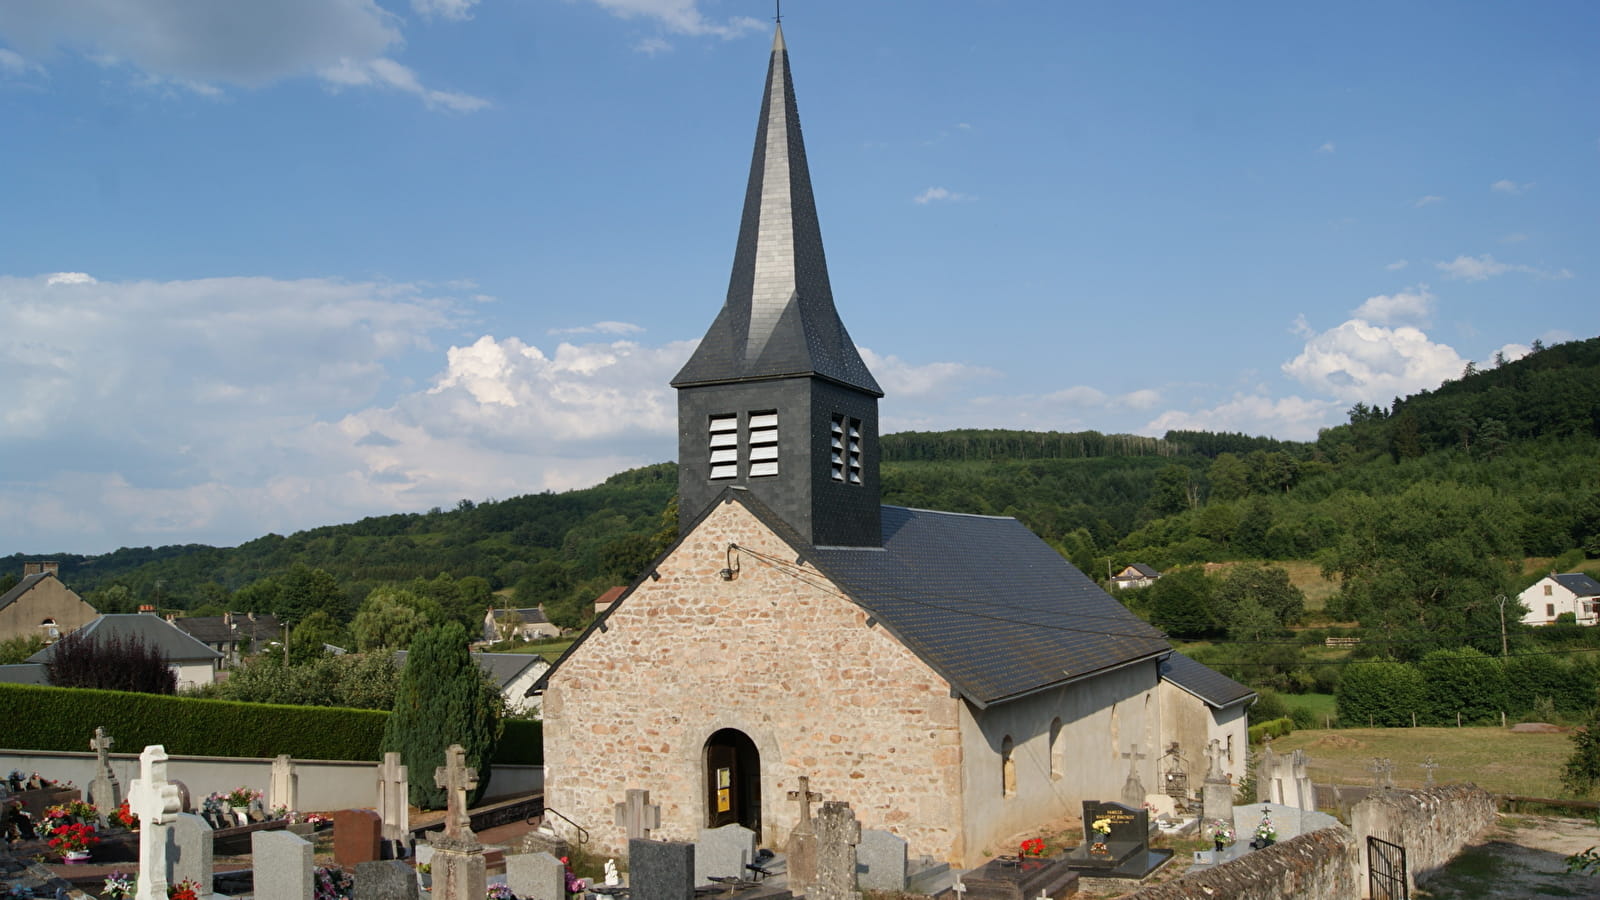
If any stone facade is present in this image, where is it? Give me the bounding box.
[544,497,963,860]
[0,571,97,643]
[1157,679,1249,787]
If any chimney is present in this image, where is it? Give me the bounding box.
[224,611,234,628]
[139,604,156,614]
[23,561,60,577]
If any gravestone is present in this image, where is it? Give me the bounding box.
[254,830,315,900]
[1231,802,1341,846]
[89,726,121,826]
[809,800,861,900]
[1119,744,1148,808]
[129,744,184,900]
[1368,757,1396,790]
[785,776,823,892]
[1200,739,1233,827]
[615,788,661,840]
[270,755,298,814]
[171,812,214,893]
[956,855,1078,900]
[696,823,757,885]
[1159,741,1190,814]
[856,829,908,892]
[377,752,411,856]
[429,744,487,900]
[333,808,384,867]
[506,850,566,900]
[1421,755,1439,786]
[355,859,421,900]
[1259,748,1315,811]
[1062,800,1173,880]
[630,838,695,900]
[1254,738,1277,803]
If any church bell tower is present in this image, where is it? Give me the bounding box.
[671,25,883,548]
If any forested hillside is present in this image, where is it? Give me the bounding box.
[5,336,1597,673]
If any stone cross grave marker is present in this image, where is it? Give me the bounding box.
[614,788,661,840]
[1368,757,1395,790]
[435,744,479,847]
[786,776,824,890]
[1421,755,1438,786]
[809,800,862,900]
[1120,743,1148,807]
[378,752,411,845]
[270,754,298,814]
[89,726,121,825]
[129,745,184,900]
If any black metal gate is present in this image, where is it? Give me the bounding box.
[1368,835,1408,900]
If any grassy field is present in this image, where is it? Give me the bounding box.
[1283,692,1338,723]
[1270,727,1573,798]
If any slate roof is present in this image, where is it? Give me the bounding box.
[671,25,881,396]
[1127,564,1161,579]
[393,650,546,690]
[804,504,1171,707]
[1158,652,1256,709]
[0,572,52,613]
[170,612,283,645]
[1553,573,1600,597]
[26,614,222,663]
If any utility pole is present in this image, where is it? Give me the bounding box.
[1496,594,1509,656]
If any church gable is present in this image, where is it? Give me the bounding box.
[543,493,963,855]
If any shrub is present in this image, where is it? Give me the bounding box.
[1249,690,1289,725]
[1419,647,1506,725]
[1336,661,1424,727]
[44,630,175,695]
[1563,711,1600,798]
[1289,705,1319,730]
[1248,717,1293,743]
[382,623,503,809]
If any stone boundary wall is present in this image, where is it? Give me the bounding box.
[1351,784,1496,896]
[1128,828,1359,900]
[0,749,541,809]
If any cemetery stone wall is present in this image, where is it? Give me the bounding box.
[1127,828,1359,900]
[1351,785,1496,894]
[544,500,964,860]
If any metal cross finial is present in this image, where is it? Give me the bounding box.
[774,0,782,24]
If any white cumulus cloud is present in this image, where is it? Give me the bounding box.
[1352,285,1434,325]
[1436,254,1572,282]
[1281,319,1466,404]
[1144,394,1336,442]
[583,0,763,39]
[857,348,996,397]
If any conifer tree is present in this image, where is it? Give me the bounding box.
[381,621,503,809]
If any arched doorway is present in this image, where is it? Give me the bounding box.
[704,728,761,831]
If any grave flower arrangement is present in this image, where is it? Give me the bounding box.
[102,870,135,899]
[1090,816,1112,839]
[168,879,202,900]
[225,786,263,808]
[48,821,100,855]
[303,812,332,828]
[1254,815,1277,843]
[314,865,356,899]
[1207,820,1234,848]
[1019,837,1046,857]
[487,885,519,899]
[559,856,588,894]
[109,800,139,830]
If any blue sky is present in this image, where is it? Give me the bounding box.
[2,0,1595,554]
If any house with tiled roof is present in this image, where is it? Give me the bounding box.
[0,562,98,644]
[27,612,222,689]
[534,26,1251,868]
[1519,572,1600,626]
[169,610,283,668]
[482,606,561,643]
[1111,563,1163,590]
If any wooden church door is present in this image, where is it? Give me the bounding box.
[705,728,761,832]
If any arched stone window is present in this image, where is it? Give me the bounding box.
[1001,735,1016,797]
[1049,717,1064,781]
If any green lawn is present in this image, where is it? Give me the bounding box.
[1270,727,1573,798]
[1283,692,1338,723]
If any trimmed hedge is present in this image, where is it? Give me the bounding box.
[0,683,543,765]
[1249,717,1294,744]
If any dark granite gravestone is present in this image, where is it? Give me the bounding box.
[955,855,1078,900]
[630,839,695,900]
[1061,800,1172,880]
[333,808,384,867]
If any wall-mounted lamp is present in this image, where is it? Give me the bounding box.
[720,544,741,581]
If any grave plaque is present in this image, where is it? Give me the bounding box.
[630,838,695,900]
[333,808,384,867]
[506,850,566,900]
[856,829,908,892]
[254,830,315,900]
[355,859,421,900]
[1062,800,1173,880]
[171,812,215,892]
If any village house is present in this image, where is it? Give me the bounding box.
[1518,571,1600,626]
[1111,564,1162,590]
[0,562,98,644]
[535,26,1252,867]
[169,610,284,668]
[26,611,223,689]
[482,606,561,643]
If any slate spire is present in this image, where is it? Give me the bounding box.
[671,25,882,396]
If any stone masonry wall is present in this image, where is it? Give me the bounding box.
[1130,828,1359,900]
[1351,784,1497,896]
[543,497,965,861]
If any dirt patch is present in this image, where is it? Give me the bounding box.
[1512,722,1566,734]
[1308,733,1366,750]
[1418,815,1600,899]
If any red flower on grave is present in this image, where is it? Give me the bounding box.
[48,822,100,854]
[168,879,201,900]
[1020,838,1046,857]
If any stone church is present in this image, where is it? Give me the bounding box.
[537,25,1252,866]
